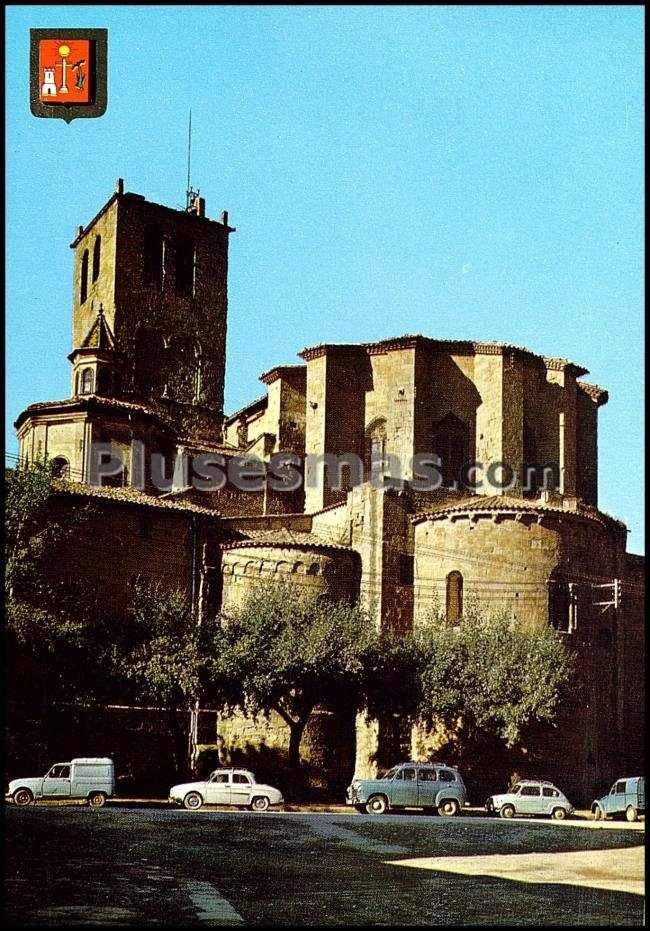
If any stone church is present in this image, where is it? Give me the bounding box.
[15,182,644,802]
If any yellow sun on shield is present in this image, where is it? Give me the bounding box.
[58,44,70,57]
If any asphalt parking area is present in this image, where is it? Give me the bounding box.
[5,807,644,926]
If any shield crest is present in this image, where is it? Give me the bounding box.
[30,28,107,122]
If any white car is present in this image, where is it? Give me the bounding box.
[169,768,283,811]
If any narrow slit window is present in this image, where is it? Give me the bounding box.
[446,571,463,625]
[80,249,89,303]
[92,235,101,282]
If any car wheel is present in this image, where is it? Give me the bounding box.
[552,807,566,820]
[626,805,638,823]
[88,792,106,808]
[592,805,604,821]
[250,796,270,812]
[438,799,460,817]
[13,788,33,807]
[365,795,388,815]
[183,791,204,811]
[500,804,515,819]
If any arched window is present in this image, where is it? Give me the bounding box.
[81,367,94,394]
[92,235,101,282]
[50,457,70,479]
[80,249,89,303]
[175,234,195,296]
[144,224,165,287]
[446,571,463,625]
[432,414,470,488]
[364,418,388,478]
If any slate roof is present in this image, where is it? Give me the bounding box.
[80,308,116,350]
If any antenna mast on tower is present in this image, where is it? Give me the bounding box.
[186,109,200,212]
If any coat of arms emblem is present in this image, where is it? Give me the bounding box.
[30,29,107,122]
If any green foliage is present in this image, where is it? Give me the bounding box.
[5,463,112,707]
[5,461,55,599]
[416,607,575,748]
[358,630,423,721]
[119,581,220,709]
[214,584,376,764]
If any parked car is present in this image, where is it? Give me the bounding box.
[169,768,283,811]
[591,777,645,822]
[485,780,574,820]
[346,762,467,816]
[6,757,115,807]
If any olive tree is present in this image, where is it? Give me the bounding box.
[214,584,376,769]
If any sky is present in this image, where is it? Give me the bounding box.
[5,5,644,552]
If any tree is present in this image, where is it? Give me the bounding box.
[5,463,113,767]
[215,585,375,769]
[415,607,575,752]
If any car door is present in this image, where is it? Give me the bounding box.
[205,772,231,805]
[390,767,417,807]
[541,786,559,815]
[230,772,253,807]
[611,779,627,815]
[516,784,542,814]
[437,769,459,802]
[42,764,72,798]
[416,768,438,808]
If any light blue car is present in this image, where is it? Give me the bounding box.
[591,777,645,823]
[486,780,574,820]
[346,762,467,816]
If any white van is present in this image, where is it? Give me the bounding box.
[7,757,115,807]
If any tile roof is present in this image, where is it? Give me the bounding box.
[298,334,589,375]
[259,364,306,385]
[223,395,268,425]
[14,395,179,432]
[577,381,609,406]
[222,528,351,552]
[412,495,624,528]
[53,480,220,516]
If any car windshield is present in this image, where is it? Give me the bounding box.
[382,767,399,780]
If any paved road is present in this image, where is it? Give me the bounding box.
[5,806,644,926]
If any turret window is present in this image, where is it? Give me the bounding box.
[92,235,101,282]
[80,367,94,394]
[80,249,89,303]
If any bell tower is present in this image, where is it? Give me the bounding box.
[69,178,235,439]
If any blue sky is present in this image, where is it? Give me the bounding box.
[6,5,644,552]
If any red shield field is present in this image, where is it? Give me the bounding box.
[38,38,91,105]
